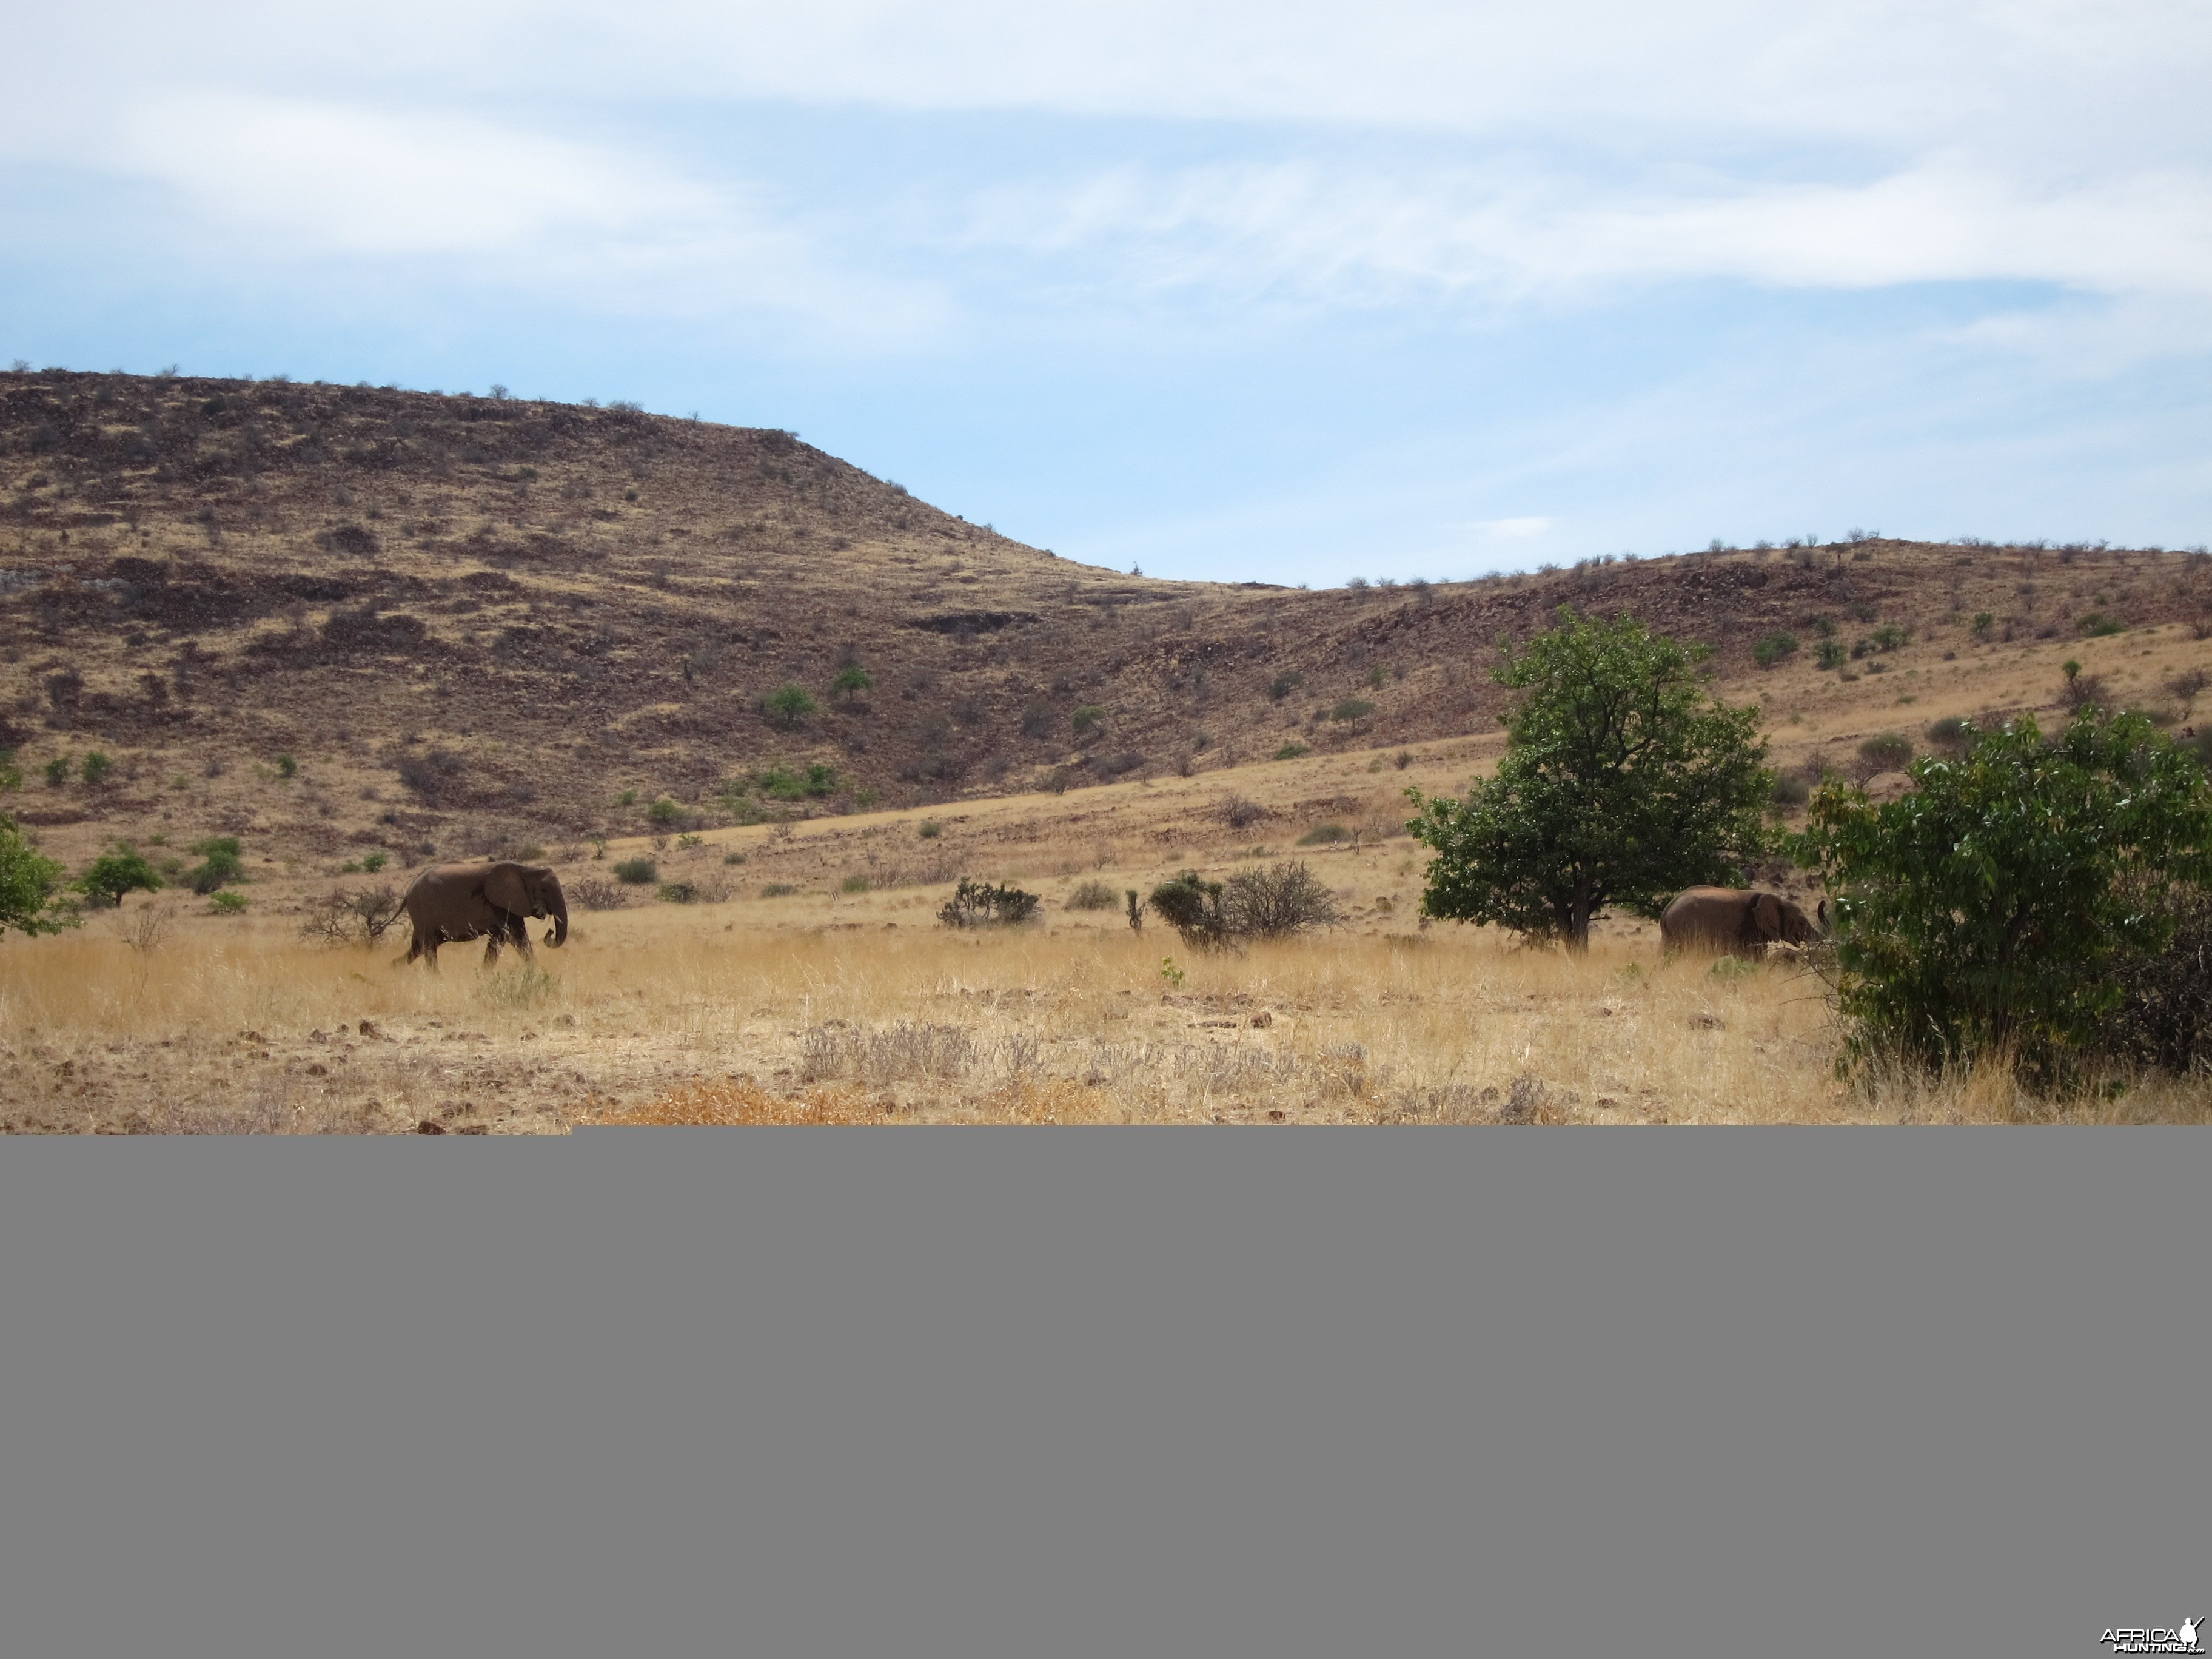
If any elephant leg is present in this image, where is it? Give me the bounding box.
[510,916,536,961]
[483,930,503,967]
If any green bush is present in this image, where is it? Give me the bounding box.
[0,816,72,937]
[1071,705,1105,735]
[760,883,799,898]
[840,875,871,894]
[360,851,387,873]
[1297,823,1347,845]
[1149,871,1228,947]
[657,880,699,903]
[44,756,71,787]
[1330,699,1375,722]
[917,820,942,839]
[274,753,297,779]
[209,891,249,916]
[1067,879,1119,910]
[81,751,113,786]
[1971,612,1996,638]
[186,836,246,894]
[1815,639,1847,670]
[831,665,873,699]
[755,763,837,800]
[1272,742,1310,761]
[646,796,682,825]
[761,683,819,729]
[937,879,1039,927]
[1751,632,1800,668]
[1769,774,1811,808]
[1797,712,2212,1080]
[75,846,163,908]
[723,851,746,865]
[1269,672,1303,702]
[1869,624,1911,651]
[2078,611,2125,638]
[612,857,658,885]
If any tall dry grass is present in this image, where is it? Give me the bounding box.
[8,900,2207,1130]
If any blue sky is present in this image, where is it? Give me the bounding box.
[5,1,2210,583]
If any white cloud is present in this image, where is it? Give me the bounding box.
[967,156,2212,309]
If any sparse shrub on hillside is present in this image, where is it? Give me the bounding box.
[2163,668,2208,720]
[2060,660,2110,711]
[1769,774,1811,808]
[1971,611,1996,638]
[1224,862,1341,939]
[760,883,799,898]
[209,891,249,916]
[74,846,163,908]
[1269,672,1304,702]
[186,836,246,894]
[1751,632,1799,668]
[80,751,113,786]
[647,796,682,826]
[937,879,1039,928]
[831,665,873,702]
[1071,705,1105,736]
[612,857,658,885]
[1298,823,1347,845]
[44,756,70,788]
[569,877,629,910]
[1020,702,1058,738]
[1855,734,1914,777]
[1797,712,2212,1081]
[1925,717,1972,754]
[657,880,699,904]
[840,874,871,894]
[1272,742,1310,761]
[1094,751,1145,776]
[1815,639,1846,670]
[762,683,819,729]
[1220,794,1268,829]
[917,820,941,839]
[395,748,463,800]
[2077,611,2125,638]
[1067,879,1118,910]
[754,763,837,800]
[1869,624,1911,651]
[301,884,403,946]
[1330,698,1375,722]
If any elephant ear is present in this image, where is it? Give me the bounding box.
[483,863,529,914]
[1751,893,1785,940]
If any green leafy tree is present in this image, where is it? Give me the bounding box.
[75,845,164,908]
[761,683,819,730]
[1794,711,2212,1079]
[80,751,113,786]
[831,665,873,701]
[0,749,20,793]
[1407,608,1773,951]
[0,816,72,936]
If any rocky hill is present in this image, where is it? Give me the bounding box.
[5,367,2210,874]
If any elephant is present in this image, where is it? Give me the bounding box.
[401,860,568,967]
[1659,886,1825,958]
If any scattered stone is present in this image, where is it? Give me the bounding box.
[304,1063,327,1077]
[415,1119,445,1135]
[358,1020,381,1039]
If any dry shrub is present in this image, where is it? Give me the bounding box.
[1066,879,1119,911]
[568,876,630,910]
[300,883,404,946]
[800,1021,975,1083]
[598,1080,881,1125]
[987,1077,1122,1123]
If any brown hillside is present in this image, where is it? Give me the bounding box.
[5,366,2211,876]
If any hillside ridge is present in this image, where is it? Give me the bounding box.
[5,367,2210,873]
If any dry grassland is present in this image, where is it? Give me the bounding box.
[9,888,2208,1132]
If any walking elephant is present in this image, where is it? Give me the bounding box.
[401,860,569,967]
[1659,886,1825,958]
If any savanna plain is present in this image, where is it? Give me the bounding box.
[6,371,2212,1130]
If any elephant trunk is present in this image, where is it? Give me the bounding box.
[545,885,569,947]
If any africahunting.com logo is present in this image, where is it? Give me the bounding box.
[2100,1619,2202,1655]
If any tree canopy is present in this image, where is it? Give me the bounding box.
[1794,710,2212,1078]
[1407,607,1772,950]
[0,816,73,937]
